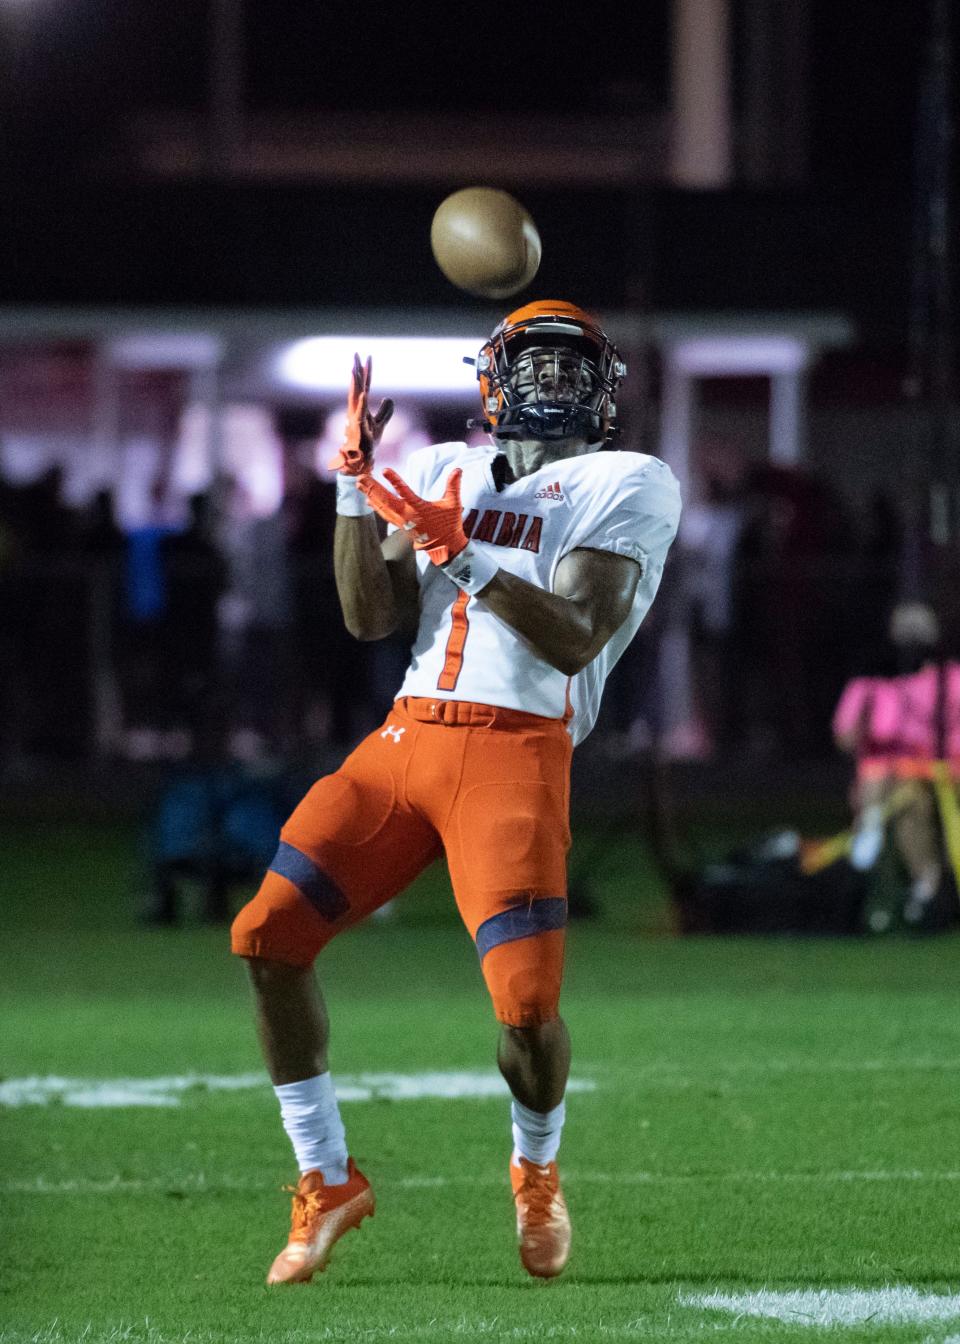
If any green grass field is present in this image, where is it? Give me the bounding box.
[4,817,960,1343]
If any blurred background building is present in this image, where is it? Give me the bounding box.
[0,0,955,797]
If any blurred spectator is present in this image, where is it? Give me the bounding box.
[115,373,189,759]
[831,601,957,931]
[680,440,749,758]
[117,474,181,758]
[3,464,76,553]
[217,471,296,758]
[81,487,125,557]
[161,491,228,750]
[731,462,852,758]
[6,466,93,757]
[78,488,126,756]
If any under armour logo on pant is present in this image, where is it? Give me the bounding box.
[380,724,406,743]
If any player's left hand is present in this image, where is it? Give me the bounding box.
[358,467,468,565]
[327,354,395,475]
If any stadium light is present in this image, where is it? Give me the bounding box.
[107,332,224,369]
[275,336,484,395]
[670,334,810,376]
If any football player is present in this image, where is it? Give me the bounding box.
[231,300,682,1282]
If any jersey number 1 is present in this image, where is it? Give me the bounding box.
[437,592,470,691]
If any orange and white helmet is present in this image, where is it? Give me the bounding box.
[466,300,626,444]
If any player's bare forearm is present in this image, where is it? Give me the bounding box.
[333,515,400,641]
[478,572,595,674]
[474,549,641,677]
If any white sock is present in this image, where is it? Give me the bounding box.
[850,804,884,871]
[911,865,942,903]
[274,1073,349,1184]
[510,1098,566,1167]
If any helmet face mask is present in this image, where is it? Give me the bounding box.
[467,301,625,445]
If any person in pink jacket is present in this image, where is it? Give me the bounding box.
[831,603,951,925]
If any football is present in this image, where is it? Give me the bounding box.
[430,187,542,299]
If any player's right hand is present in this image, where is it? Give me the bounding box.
[358,467,468,566]
[327,354,395,476]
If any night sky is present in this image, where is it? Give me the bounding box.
[1,1,924,184]
[0,0,945,334]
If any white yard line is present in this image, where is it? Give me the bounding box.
[6,1055,960,1110]
[7,1168,960,1197]
[0,1071,596,1109]
[684,1286,960,1327]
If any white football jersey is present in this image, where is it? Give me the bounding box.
[390,442,681,745]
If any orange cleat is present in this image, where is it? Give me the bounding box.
[510,1157,571,1278]
[266,1159,374,1285]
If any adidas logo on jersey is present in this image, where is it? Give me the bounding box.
[534,480,565,502]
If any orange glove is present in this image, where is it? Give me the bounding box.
[327,353,395,476]
[358,467,468,566]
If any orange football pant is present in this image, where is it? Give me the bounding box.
[231,697,572,1026]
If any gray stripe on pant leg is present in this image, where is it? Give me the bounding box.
[269,841,350,921]
[475,897,567,960]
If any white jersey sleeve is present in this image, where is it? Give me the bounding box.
[567,453,682,576]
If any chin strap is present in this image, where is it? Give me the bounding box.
[468,407,612,446]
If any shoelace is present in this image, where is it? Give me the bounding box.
[283,1185,329,1241]
[516,1168,558,1227]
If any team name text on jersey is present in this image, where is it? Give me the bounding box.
[461,508,544,554]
